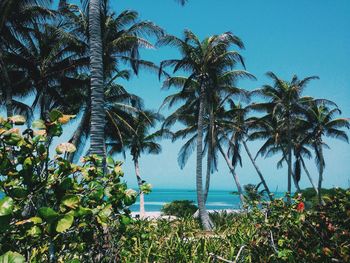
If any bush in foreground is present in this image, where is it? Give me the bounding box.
[0,112,144,262]
[119,190,350,262]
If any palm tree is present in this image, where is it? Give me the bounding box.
[159,30,249,229]
[108,111,167,217]
[251,73,318,195]
[87,0,172,162]
[0,0,52,117]
[305,103,349,204]
[223,102,273,201]
[64,3,162,161]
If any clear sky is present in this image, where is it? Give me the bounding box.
[48,0,350,191]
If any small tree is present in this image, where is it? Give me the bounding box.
[0,111,141,261]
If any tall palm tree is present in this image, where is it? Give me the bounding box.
[89,0,105,159]
[65,3,162,161]
[223,102,273,201]
[0,0,52,117]
[86,0,180,163]
[159,30,249,229]
[108,111,167,217]
[305,103,349,204]
[251,73,318,195]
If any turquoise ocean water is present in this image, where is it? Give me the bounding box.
[0,189,284,212]
[130,189,242,212]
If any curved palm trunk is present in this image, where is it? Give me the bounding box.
[287,119,292,198]
[300,157,318,195]
[204,145,212,203]
[0,53,13,117]
[134,158,145,217]
[217,143,245,205]
[282,147,301,193]
[196,85,212,230]
[318,145,325,205]
[68,109,89,162]
[243,140,273,201]
[89,0,106,162]
[204,107,214,203]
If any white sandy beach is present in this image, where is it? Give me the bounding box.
[131,209,241,219]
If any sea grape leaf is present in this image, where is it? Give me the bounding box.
[8,115,26,125]
[56,212,74,233]
[0,251,25,263]
[61,195,80,209]
[56,143,76,154]
[0,197,14,216]
[38,207,59,223]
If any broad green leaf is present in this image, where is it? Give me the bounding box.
[56,212,74,233]
[49,109,63,122]
[59,178,74,190]
[88,182,104,200]
[26,225,41,237]
[38,207,59,223]
[106,156,114,168]
[8,115,26,125]
[32,119,46,129]
[61,195,79,209]
[0,197,14,216]
[140,183,152,194]
[124,189,137,206]
[48,123,62,137]
[120,214,132,225]
[97,205,112,225]
[0,251,25,263]
[4,133,22,146]
[9,187,27,199]
[23,157,32,170]
[56,143,76,154]
[74,206,92,217]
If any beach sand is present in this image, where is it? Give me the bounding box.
[131,209,241,220]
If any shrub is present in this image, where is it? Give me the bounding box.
[161,200,197,218]
[119,190,350,262]
[0,112,140,262]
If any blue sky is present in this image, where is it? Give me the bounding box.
[54,0,350,191]
[93,0,350,191]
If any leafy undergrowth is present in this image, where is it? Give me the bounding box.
[118,190,350,262]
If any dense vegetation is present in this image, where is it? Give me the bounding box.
[0,0,349,261]
[120,190,350,262]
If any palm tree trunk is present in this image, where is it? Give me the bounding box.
[0,53,13,117]
[282,146,301,193]
[89,0,106,162]
[318,145,325,205]
[300,157,318,195]
[204,107,214,203]
[217,143,245,205]
[134,158,145,217]
[243,140,273,201]
[68,109,89,162]
[287,119,292,197]
[196,84,212,230]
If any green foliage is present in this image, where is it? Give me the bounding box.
[161,200,198,218]
[0,112,136,261]
[119,190,350,262]
[300,187,347,206]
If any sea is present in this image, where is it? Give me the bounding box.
[0,189,284,212]
[130,189,241,212]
